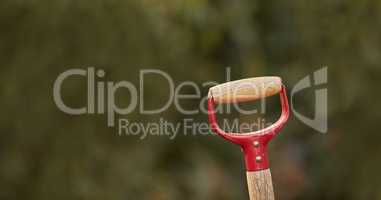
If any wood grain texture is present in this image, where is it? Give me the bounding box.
[208,77,282,104]
[246,169,275,200]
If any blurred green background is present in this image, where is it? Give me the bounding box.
[1,0,381,199]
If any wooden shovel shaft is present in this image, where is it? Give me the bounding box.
[246,169,275,200]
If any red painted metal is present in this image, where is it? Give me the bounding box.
[208,86,290,171]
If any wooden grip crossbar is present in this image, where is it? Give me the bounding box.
[208,77,282,104]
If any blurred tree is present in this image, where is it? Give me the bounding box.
[0,0,380,199]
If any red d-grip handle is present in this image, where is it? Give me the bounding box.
[208,86,290,171]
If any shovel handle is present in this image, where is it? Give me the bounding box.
[246,169,275,200]
[208,76,282,104]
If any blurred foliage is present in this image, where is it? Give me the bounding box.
[1,0,381,199]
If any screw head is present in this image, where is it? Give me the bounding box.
[253,141,260,147]
[256,156,262,163]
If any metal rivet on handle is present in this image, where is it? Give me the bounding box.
[255,156,262,163]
